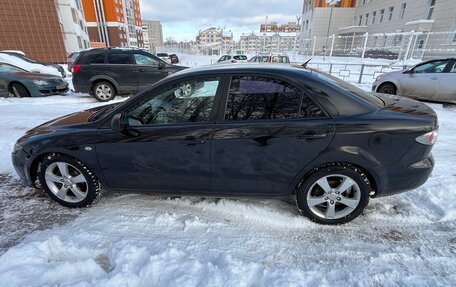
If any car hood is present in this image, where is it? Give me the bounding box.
[11,72,62,80]
[375,93,437,125]
[378,70,405,80]
[167,64,188,71]
[27,103,118,133]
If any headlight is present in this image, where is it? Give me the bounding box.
[13,142,22,153]
[32,80,48,86]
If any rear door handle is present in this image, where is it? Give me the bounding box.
[297,131,328,140]
[183,136,206,146]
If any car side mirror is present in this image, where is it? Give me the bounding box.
[111,113,125,132]
[158,62,166,69]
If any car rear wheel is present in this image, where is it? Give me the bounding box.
[38,154,101,207]
[378,83,397,95]
[9,83,30,98]
[296,164,370,224]
[93,81,116,102]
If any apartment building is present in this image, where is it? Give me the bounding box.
[299,0,456,57]
[56,0,90,54]
[0,0,89,63]
[196,27,234,54]
[142,20,163,54]
[239,32,298,53]
[82,0,143,48]
[260,21,300,33]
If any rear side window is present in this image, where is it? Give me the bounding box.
[107,53,134,64]
[272,56,289,63]
[233,55,247,60]
[79,52,106,64]
[225,76,324,121]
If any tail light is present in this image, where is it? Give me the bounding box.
[269,57,272,62]
[415,129,438,145]
[72,64,81,75]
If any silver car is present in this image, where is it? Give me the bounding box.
[373,58,456,104]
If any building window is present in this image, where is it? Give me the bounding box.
[359,15,363,26]
[388,6,394,21]
[401,3,407,19]
[365,13,369,25]
[372,11,376,24]
[427,0,436,20]
[380,9,385,22]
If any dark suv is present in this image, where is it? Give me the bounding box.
[72,48,186,101]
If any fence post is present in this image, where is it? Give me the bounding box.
[312,36,316,57]
[329,34,335,62]
[404,30,414,61]
[359,64,365,84]
[361,32,369,60]
[410,32,419,60]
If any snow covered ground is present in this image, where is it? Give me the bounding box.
[0,59,455,286]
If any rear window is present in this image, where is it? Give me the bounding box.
[107,53,134,64]
[233,55,247,60]
[313,70,384,107]
[79,52,106,64]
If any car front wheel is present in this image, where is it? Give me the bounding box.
[92,81,116,102]
[378,83,397,95]
[296,164,371,224]
[38,154,101,207]
[9,83,30,98]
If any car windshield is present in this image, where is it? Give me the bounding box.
[312,69,385,107]
[234,55,247,60]
[0,63,27,73]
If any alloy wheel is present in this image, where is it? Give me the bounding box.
[44,162,88,203]
[306,174,361,219]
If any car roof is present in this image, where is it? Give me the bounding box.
[172,63,308,77]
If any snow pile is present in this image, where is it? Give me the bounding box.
[0,53,61,77]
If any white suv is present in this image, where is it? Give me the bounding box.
[216,54,248,64]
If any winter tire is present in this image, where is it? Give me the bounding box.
[38,154,101,207]
[296,164,370,225]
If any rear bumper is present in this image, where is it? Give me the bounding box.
[374,154,434,197]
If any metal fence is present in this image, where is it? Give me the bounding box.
[300,30,456,61]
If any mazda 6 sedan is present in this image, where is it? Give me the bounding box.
[12,64,438,224]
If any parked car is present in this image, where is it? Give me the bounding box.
[249,53,290,63]
[373,58,456,104]
[364,49,398,60]
[12,64,438,225]
[0,52,63,77]
[216,54,248,64]
[169,54,179,64]
[67,51,80,72]
[72,48,187,102]
[0,62,68,97]
[156,53,171,64]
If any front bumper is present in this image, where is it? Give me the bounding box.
[37,83,69,96]
[11,148,35,187]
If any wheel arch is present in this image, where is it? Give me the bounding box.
[291,161,378,197]
[29,151,106,189]
[376,81,398,94]
[8,81,31,96]
[89,76,119,95]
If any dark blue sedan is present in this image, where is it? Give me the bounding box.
[11,64,438,224]
[0,62,68,97]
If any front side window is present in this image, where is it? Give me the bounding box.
[225,76,323,121]
[134,53,159,65]
[0,64,26,73]
[126,77,220,126]
[450,62,456,73]
[107,53,134,64]
[233,55,247,60]
[413,60,449,73]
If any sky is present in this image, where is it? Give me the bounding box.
[138,0,303,42]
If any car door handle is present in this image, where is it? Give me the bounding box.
[430,77,438,80]
[297,131,328,140]
[183,136,206,146]
[138,68,145,72]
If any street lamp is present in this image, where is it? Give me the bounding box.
[294,14,302,60]
[324,0,340,61]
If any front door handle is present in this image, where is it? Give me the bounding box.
[297,131,328,140]
[183,136,206,146]
[138,68,145,72]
